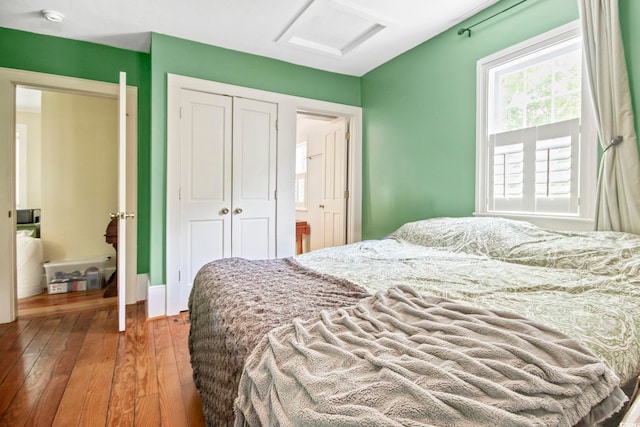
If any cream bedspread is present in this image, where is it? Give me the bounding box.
[235,286,624,427]
[297,217,640,386]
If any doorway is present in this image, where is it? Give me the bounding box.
[295,112,350,253]
[0,68,138,325]
[14,86,118,316]
[164,73,362,317]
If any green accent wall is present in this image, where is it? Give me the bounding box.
[148,33,361,285]
[3,0,640,284]
[0,27,152,274]
[360,0,640,240]
[0,28,361,285]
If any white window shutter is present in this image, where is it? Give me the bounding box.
[488,119,579,215]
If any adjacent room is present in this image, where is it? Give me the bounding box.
[14,86,119,316]
[1,0,639,425]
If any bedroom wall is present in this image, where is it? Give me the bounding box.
[0,27,361,285]
[16,111,42,208]
[0,27,152,273]
[620,0,640,159]
[40,91,118,262]
[360,0,640,240]
[147,32,362,285]
[6,0,637,285]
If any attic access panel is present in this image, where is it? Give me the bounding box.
[277,0,387,57]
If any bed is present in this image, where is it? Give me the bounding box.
[188,217,640,426]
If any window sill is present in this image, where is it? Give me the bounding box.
[473,211,594,232]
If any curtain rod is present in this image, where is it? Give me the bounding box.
[457,0,528,38]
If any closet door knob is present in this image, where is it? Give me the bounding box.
[234,208,243,214]
[221,208,230,215]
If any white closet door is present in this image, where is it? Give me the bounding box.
[320,118,348,248]
[179,90,232,306]
[231,98,277,260]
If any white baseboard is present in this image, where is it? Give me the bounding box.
[136,274,148,302]
[147,283,166,319]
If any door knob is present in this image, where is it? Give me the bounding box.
[319,204,325,209]
[109,212,120,219]
[234,208,243,214]
[221,208,230,215]
[124,212,135,219]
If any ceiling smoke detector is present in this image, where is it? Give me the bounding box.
[41,9,65,23]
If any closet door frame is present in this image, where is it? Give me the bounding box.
[166,73,362,316]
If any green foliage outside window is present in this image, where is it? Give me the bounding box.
[498,50,581,132]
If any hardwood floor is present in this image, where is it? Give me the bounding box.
[1,298,205,426]
[17,289,118,318]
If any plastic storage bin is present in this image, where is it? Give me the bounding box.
[44,257,108,288]
[85,267,101,290]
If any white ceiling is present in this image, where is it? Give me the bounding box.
[0,0,498,76]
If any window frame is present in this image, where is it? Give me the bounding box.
[474,20,597,231]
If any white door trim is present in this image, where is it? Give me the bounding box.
[0,67,138,324]
[166,73,362,316]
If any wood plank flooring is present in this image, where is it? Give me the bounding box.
[17,289,118,318]
[0,299,205,427]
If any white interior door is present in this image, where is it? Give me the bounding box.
[165,74,362,317]
[306,141,324,252]
[320,118,348,248]
[178,90,232,309]
[231,98,277,259]
[117,71,128,332]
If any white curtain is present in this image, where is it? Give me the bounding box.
[578,0,640,234]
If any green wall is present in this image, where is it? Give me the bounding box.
[4,0,639,282]
[0,27,152,273]
[620,0,640,153]
[360,0,640,239]
[0,28,361,285]
[147,33,362,285]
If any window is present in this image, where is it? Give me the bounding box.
[295,142,307,209]
[475,21,596,227]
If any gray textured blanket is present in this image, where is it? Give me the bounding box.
[188,257,370,426]
[235,285,625,427]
